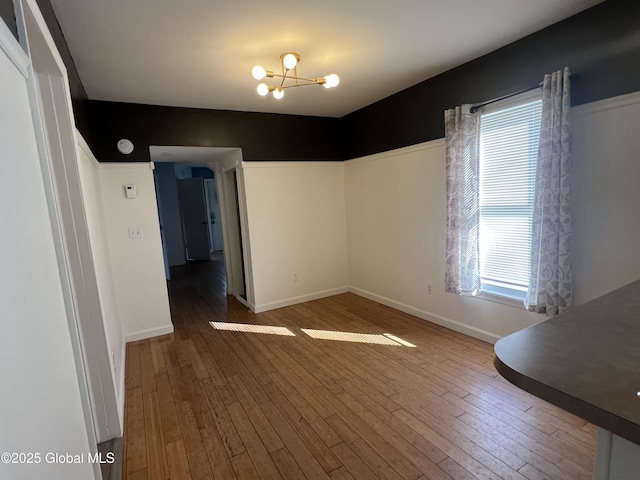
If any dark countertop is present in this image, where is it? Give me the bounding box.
[494,280,640,445]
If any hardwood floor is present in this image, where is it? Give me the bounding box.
[123,256,595,479]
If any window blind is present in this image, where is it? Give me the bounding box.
[479,99,541,298]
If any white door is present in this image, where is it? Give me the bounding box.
[178,177,211,260]
[25,11,118,449]
[204,178,224,252]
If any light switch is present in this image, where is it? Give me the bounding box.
[128,226,143,239]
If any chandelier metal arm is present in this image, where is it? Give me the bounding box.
[279,80,325,89]
[270,73,324,84]
[253,52,338,99]
[279,70,289,88]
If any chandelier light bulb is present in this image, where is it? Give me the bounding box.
[252,65,267,80]
[257,83,269,96]
[252,53,338,100]
[323,73,340,89]
[282,53,298,70]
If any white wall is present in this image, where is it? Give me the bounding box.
[97,93,640,345]
[571,92,640,304]
[76,138,126,428]
[345,143,541,342]
[98,163,173,342]
[344,91,640,342]
[243,162,350,312]
[0,22,94,479]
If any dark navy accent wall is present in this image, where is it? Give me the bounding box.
[341,0,640,159]
[0,0,17,40]
[85,101,343,162]
[34,0,640,162]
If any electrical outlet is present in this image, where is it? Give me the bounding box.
[428,284,433,294]
[128,226,143,239]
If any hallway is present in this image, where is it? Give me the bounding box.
[123,260,595,479]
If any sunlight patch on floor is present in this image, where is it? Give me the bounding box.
[383,333,416,348]
[210,322,295,336]
[209,322,416,347]
[301,328,414,346]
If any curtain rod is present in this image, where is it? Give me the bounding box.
[469,83,542,114]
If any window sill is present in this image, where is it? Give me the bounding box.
[475,290,526,309]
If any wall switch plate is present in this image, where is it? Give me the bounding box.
[128,226,143,239]
[125,184,137,199]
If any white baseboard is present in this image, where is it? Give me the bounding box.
[125,324,174,343]
[251,285,500,343]
[349,287,501,344]
[254,286,350,313]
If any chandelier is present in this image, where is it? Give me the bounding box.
[252,52,340,100]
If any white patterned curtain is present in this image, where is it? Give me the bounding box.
[445,105,480,295]
[525,68,572,315]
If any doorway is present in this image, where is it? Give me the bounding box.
[149,146,252,307]
[154,162,219,266]
[178,176,212,261]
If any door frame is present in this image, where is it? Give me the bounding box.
[149,148,255,308]
[218,162,254,307]
[17,0,118,472]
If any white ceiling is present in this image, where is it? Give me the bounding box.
[50,0,605,118]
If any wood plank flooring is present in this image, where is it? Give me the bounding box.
[123,256,595,479]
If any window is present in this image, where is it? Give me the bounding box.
[478,93,542,300]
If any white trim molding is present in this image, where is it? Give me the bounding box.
[253,286,350,314]
[0,15,29,78]
[345,139,445,165]
[349,287,501,344]
[99,161,154,171]
[572,90,640,117]
[117,343,126,431]
[125,324,174,343]
[75,129,102,168]
[242,160,344,169]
